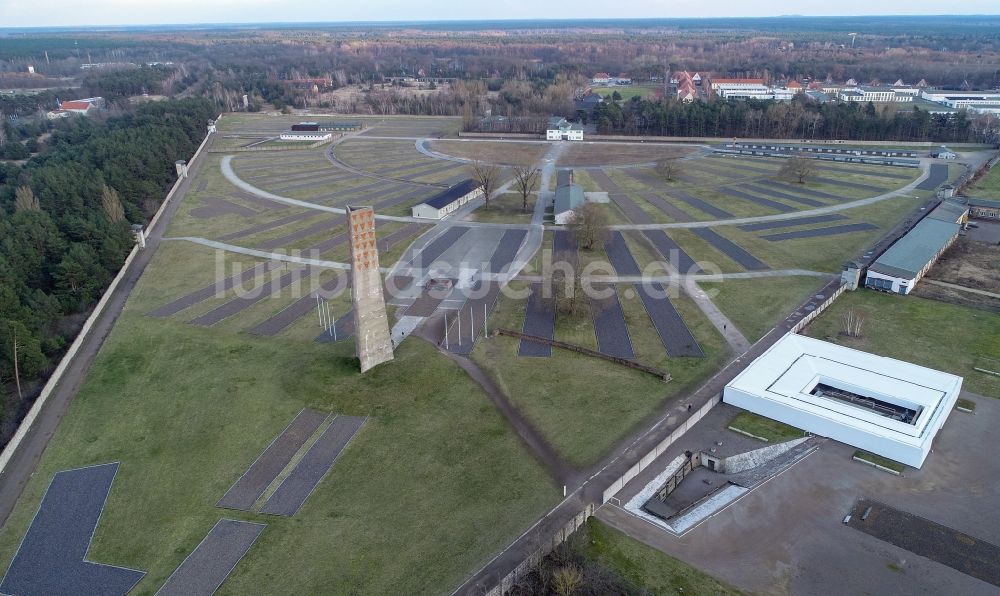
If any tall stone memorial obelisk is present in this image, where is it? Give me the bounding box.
[347,206,394,372]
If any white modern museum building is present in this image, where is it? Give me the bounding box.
[723,334,962,468]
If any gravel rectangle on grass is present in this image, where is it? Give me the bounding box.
[604,231,641,276]
[189,265,315,327]
[641,230,702,275]
[635,284,704,358]
[662,189,734,219]
[691,228,769,271]
[155,519,266,596]
[260,416,367,516]
[738,214,848,232]
[519,282,554,357]
[587,169,653,224]
[147,262,279,318]
[255,216,346,250]
[216,409,328,510]
[590,284,634,359]
[742,183,826,207]
[718,187,797,213]
[760,223,878,242]
[0,463,145,596]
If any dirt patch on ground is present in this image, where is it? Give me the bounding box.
[558,144,697,167]
[911,283,1000,314]
[427,140,547,167]
[913,238,1000,313]
[926,238,1000,291]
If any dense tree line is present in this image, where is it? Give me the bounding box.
[82,65,175,99]
[0,98,214,444]
[590,96,977,143]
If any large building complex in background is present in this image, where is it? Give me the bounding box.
[724,334,962,468]
[919,89,1000,114]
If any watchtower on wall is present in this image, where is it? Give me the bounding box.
[347,206,394,372]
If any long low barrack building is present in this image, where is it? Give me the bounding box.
[411,179,482,219]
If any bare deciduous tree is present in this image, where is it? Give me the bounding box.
[551,565,584,596]
[841,307,865,338]
[552,266,585,318]
[512,166,540,212]
[14,186,39,212]
[779,156,817,184]
[568,202,608,250]
[655,158,680,182]
[471,161,502,210]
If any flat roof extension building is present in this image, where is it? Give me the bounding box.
[724,334,962,468]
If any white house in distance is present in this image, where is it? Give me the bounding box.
[411,179,482,219]
[553,170,585,224]
[546,117,584,141]
[724,334,962,468]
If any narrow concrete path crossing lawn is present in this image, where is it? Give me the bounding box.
[923,278,1000,299]
[443,350,578,487]
[599,160,932,231]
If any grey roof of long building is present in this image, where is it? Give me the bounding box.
[968,196,1000,209]
[869,218,959,279]
[927,199,968,222]
[554,183,585,215]
[422,179,479,209]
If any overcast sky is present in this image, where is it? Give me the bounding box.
[1,0,998,28]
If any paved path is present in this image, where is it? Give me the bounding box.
[452,277,844,595]
[597,161,932,230]
[924,278,1000,299]
[443,351,577,486]
[222,154,533,231]
[0,137,211,527]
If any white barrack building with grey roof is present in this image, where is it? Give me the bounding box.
[724,334,962,468]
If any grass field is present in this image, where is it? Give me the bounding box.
[427,140,548,167]
[0,272,558,596]
[697,276,831,342]
[558,144,695,167]
[465,192,535,224]
[580,519,743,595]
[728,411,804,443]
[968,164,1000,198]
[472,281,727,468]
[801,290,1000,397]
[716,195,924,273]
[0,123,561,594]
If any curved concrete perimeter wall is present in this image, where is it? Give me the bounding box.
[0,116,220,474]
